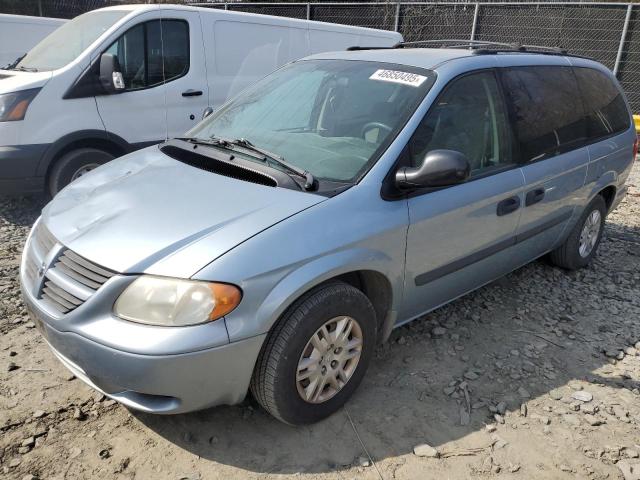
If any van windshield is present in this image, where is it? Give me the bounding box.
[187,60,434,183]
[16,10,129,72]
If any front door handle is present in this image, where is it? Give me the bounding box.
[525,187,546,207]
[182,89,203,97]
[496,196,521,216]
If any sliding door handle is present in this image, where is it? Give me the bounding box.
[497,196,521,216]
[525,187,546,207]
[182,89,203,97]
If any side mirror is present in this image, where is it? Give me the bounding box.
[202,106,214,119]
[99,53,125,94]
[395,149,470,190]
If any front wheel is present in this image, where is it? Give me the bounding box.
[250,282,377,425]
[549,195,607,270]
[48,148,114,196]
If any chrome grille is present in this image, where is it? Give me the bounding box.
[41,249,115,314]
[22,222,56,292]
[23,221,115,315]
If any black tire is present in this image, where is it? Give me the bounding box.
[48,148,114,196]
[250,281,377,425]
[549,195,607,270]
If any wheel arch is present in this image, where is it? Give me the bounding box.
[597,184,617,212]
[36,130,132,179]
[244,248,401,345]
[331,270,395,343]
[586,169,618,213]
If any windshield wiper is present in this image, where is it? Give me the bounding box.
[15,65,38,72]
[179,137,230,148]
[198,135,316,191]
[4,54,25,70]
[178,136,316,191]
[229,137,316,191]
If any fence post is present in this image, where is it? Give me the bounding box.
[470,3,480,41]
[614,4,633,77]
[307,3,311,20]
[394,2,401,33]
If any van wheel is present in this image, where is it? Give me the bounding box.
[549,195,607,270]
[250,282,376,425]
[48,148,114,196]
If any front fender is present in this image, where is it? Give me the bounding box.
[223,247,402,343]
[193,182,409,344]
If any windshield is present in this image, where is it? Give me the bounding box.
[16,10,129,72]
[187,60,434,183]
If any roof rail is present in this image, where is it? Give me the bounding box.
[347,39,580,58]
[346,43,402,51]
[398,39,519,49]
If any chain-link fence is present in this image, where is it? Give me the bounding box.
[0,0,124,18]
[3,0,640,110]
[188,1,640,112]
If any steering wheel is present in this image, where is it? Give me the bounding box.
[361,122,393,140]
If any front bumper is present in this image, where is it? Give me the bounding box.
[29,310,265,414]
[19,225,266,413]
[0,144,49,195]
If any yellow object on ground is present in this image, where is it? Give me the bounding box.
[634,114,640,133]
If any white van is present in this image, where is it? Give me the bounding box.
[0,14,66,69]
[0,5,401,196]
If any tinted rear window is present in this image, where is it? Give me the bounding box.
[500,66,587,162]
[574,67,630,140]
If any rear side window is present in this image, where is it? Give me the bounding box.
[500,66,587,163]
[105,19,189,91]
[574,67,630,140]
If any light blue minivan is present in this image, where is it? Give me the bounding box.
[20,41,636,424]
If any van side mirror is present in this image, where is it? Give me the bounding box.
[202,107,214,119]
[99,53,125,94]
[395,149,470,189]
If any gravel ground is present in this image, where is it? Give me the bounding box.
[1,163,639,480]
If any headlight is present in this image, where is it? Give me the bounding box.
[114,276,242,327]
[0,88,40,122]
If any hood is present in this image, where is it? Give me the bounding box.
[42,146,326,278]
[0,69,52,94]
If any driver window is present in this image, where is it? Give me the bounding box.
[408,71,512,176]
[105,19,189,91]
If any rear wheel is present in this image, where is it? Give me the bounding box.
[549,195,607,270]
[250,282,376,425]
[48,148,114,196]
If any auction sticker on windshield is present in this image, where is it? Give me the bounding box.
[369,69,428,87]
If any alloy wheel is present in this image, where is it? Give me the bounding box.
[296,316,363,404]
[579,209,602,258]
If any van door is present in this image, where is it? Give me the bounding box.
[95,17,169,148]
[401,71,525,321]
[159,11,208,137]
[95,12,207,148]
[500,66,590,259]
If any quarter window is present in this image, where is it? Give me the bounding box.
[105,19,189,91]
[574,67,630,140]
[500,66,587,162]
[408,71,512,176]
